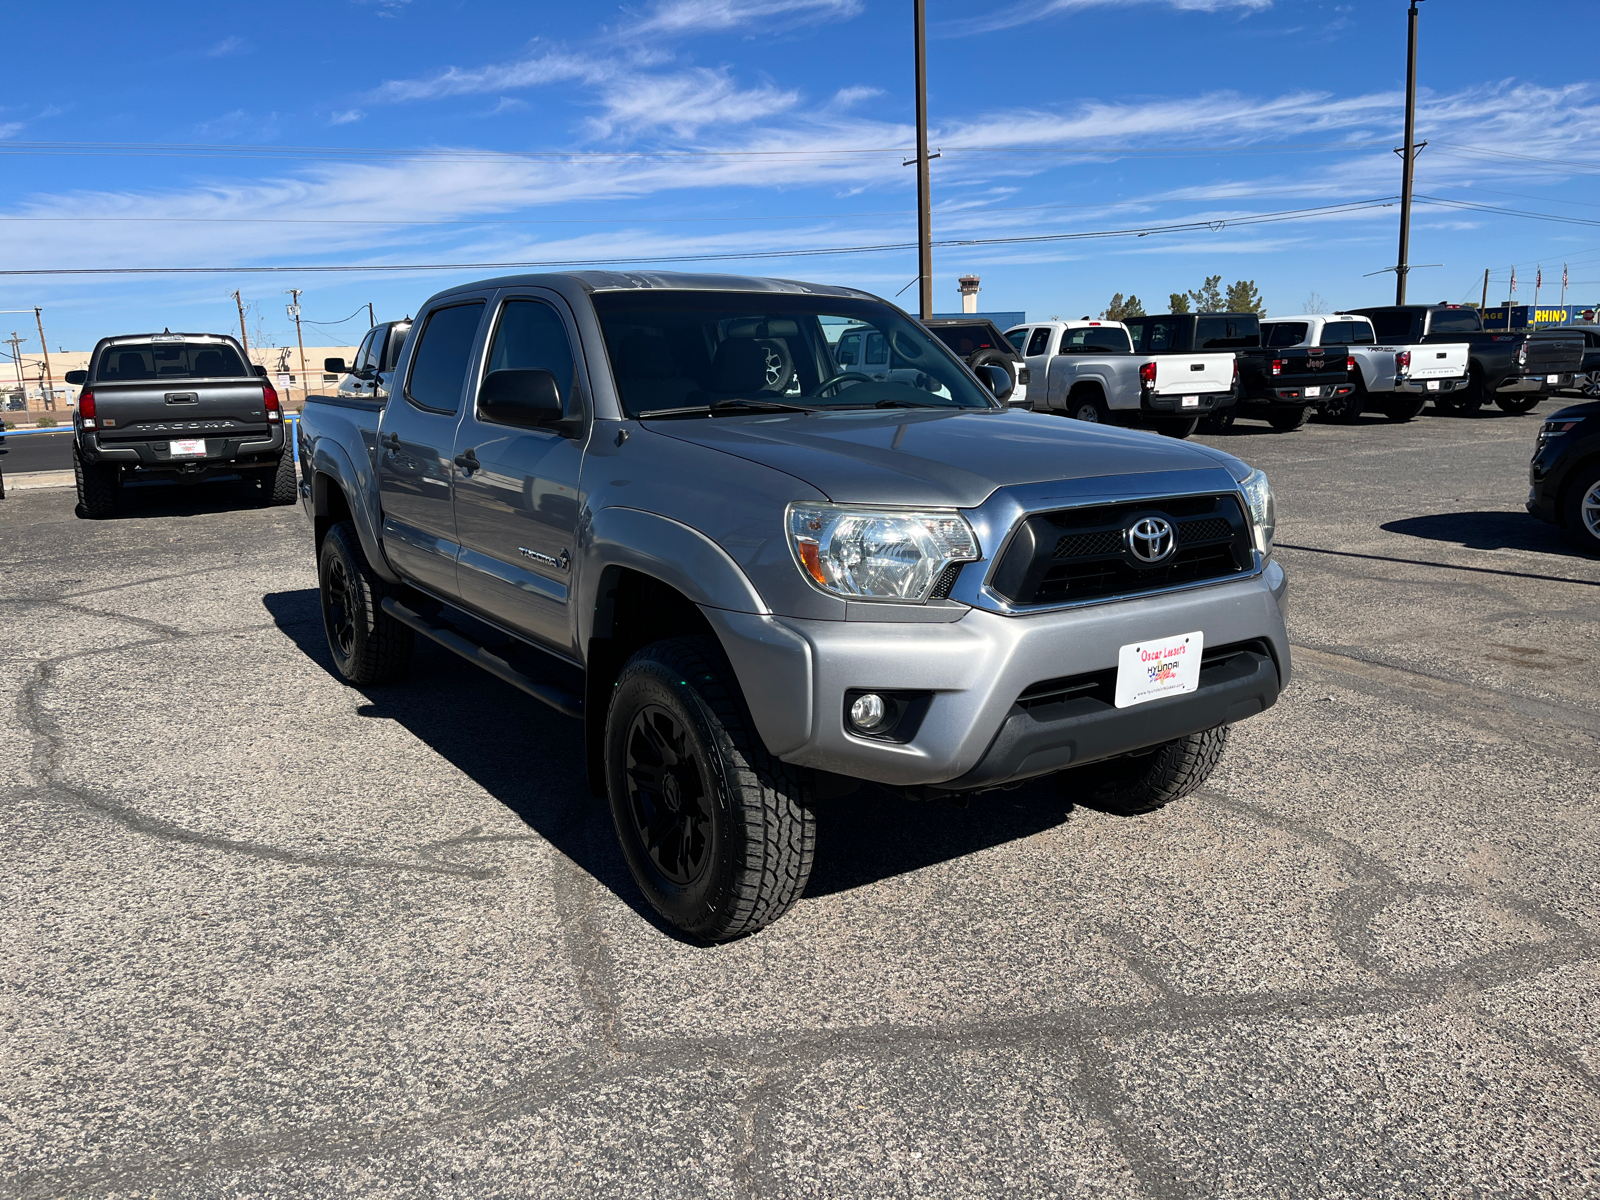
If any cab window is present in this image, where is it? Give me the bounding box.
[1265,323,1308,348]
[1005,328,1028,352]
[1025,328,1051,356]
[482,300,576,416]
[405,302,485,414]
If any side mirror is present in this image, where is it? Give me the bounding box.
[64,370,88,386]
[978,363,1014,402]
[324,357,347,373]
[478,368,565,429]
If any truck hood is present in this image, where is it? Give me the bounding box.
[647,407,1249,507]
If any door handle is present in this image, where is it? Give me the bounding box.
[454,448,479,473]
[379,431,400,452]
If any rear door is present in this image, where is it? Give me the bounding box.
[451,290,588,655]
[376,298,488,599]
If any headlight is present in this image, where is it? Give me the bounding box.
[787,503,979,602]
[1240,469,1275,556]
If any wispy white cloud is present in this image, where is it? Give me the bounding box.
[328,109,365,126]
[945,0,1269,35]
[205,36,247,57]
[367,51,605,103]
[0,122,22,140]
[629,0,862,35]
[587,68,799,136]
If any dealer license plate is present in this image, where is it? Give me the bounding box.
[1426,380,1440,390]
[1115,631,1204,709]
[1181,395,1199,407]
[1529,376,1546,383]
[169,438,207,457]
[1303,386,1322,398]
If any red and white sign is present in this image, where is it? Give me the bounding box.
[1114,630,1204,709]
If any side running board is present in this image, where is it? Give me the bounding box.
[381,596,583,720]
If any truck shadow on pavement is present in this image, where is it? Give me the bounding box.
[262,587,1084,932]
[1381,511,1590,559]
[90,478,279,520]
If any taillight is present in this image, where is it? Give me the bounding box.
[1347,355,1357,373]
[79,390,96,430]
[1232,359,1239,382]
[1517,342,1529,367]
[263,381,281,421]
[1139,361,1157,386]
[1395,350,1411,375]
[1271,359,1285,376]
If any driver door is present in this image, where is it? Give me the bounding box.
[451,290,588,657]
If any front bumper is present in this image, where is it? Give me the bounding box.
[78,426,285,471]
[711,560,1290,790]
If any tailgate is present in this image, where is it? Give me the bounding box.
[1273,350,1348,384]
[1150,352,1233,395]
[93,380,272,442]
[1405,343,1468,380]
[1526,335,1584,374]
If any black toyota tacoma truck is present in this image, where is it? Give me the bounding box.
[66,332,294,518]
[1349,304,1584,415]
[1122,312,1351,432]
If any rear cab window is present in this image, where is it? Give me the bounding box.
[405,303,486,413]
[1060,326,1133,353]
[95,341,248,381]
[1367,311,1422,341]
[1265,322,1308,348]
[1426,309,1483,335]
[930,323,1007,358]
[1194,316,1260,350]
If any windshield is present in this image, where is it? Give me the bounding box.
[95,341,248,381]
[591,291,996,418]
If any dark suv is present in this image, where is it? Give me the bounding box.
[1529,398,1600,552]
[921,317,1031,407]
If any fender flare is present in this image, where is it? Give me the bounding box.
[311,439,398,584]
[578,506,767,648]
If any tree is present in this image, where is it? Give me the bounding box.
[1102,293,1145,320]
[1303,291,1328,314]
[1168,292,1191,314]
[1187,275,1224,313]
[1225,279,1266,315]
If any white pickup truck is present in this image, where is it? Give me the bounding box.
[1259,313,1469,424]
[1005,319,1237,438]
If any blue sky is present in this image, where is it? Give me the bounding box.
[3,0,1599,354]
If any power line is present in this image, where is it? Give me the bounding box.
[0,197,1398,277]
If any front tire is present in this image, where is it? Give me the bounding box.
[1562,462,1600,555]
[1266,405,1310,432]
[1382,394,1427,422]
[1064,726,1229,815]
[1494,393,1542,415]
[1148,415,1199,439]
[73,446,118,519]
[605,636,815,941]
[318,521,414,684]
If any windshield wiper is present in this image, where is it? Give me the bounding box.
[709,398,817,415]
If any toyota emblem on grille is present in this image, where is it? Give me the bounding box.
[1127,516,1175,564]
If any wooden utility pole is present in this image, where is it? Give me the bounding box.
[286,289,307,406]
[1481,268,1489,311]
[912,0,934,320]
[33,307,55,410]
[367,302,375,329]
[232,290,251,360]
[1395,0,1424,304]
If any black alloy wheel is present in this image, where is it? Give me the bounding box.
[1580,371,1600,398]
[622,703,715,887]
[605,636,815,941]
[317,521,414,684]
[1494,393,1543,415]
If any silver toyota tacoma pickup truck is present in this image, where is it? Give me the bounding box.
[296,272,1289,941]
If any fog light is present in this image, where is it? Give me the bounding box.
[849,693,887,731]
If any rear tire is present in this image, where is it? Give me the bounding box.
[1562,462,1600,556]
[605,636,816,942]
[318,521,414,684]
[1266,405,1310,431]
[1065,725,1229,815]
[1326,377,1366,424]
[1439,369,1485,414]
[264,449,298,506]
[1382,394,1427,423]
[73,446,118,519]
[1198,407,1236,434]
[1067,389,1111,424]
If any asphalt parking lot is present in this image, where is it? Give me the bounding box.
[3,406,1598,1198]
